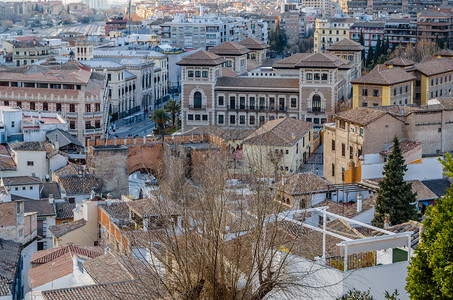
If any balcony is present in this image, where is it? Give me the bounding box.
[188,104,206,110]
[84,128,104,135]
[308,108,325,114]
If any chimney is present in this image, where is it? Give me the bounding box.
[107,193,112,206]
[384,215,391,229]
[48,194,54,204]
[356,193,363,213]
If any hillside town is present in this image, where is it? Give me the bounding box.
[0,0,452,299]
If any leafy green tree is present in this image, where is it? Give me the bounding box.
[151,108,170,138]
[164,99,181,126]
[337,289,373,299]
[406,152,453,299]
[371,136,419,227]
[269,26,287,53]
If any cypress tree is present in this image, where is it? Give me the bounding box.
[374,36,382,64]
[372,136,419,227]
[366,45,374,68]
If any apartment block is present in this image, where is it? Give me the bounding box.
[314,17,354,53]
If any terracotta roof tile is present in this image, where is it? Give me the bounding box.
[414,58,453,76]
[82,252,134,284]
[385,57,415,67]
[273,53,311,69]
[295,52,352,69]
[243,117,313,146]
[24,200,56,216]
[237,37,269,50]
[351,67,415,85]
[55,202,75,220]
[435,48,453,57]
[327,38,364,51]
[98,202,130,219]
[0,239,22,286]
[1,176,41,186]
[334,107,396,126]
[49,219,87,237]
[176,50,225,66]
[58,174,102,195]
[209,41,250,55]
[314,193,377,219]
[276,173,331,195]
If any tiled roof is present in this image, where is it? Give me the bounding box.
[414,58,453,76]
[127,197,178,218]
[54,163,82,177]
[185,126,254,141]
[176,50,226,66]
[0,145,15,171]
[327,38,364,51]
[215,77,299,90]
[408,180,438,201]
[273,53,311,69]
[29,245,102,288]
[385,57,415,67]
[221,67,238,77]
[334,107,394,126]
[380,140,421,156]
[295,52,351,69]
[351,67,415,85]
[58,174,102,195]
[243,117,314,147]
[11,141,46,151]
[421,179,451,198]
[46,129,83,148]
[435,48,453,57]
[1,176,41,186]
[238,37,268,50]
[0,238,22,289]
[41,182,62,199]
[314,193,377,219]
[209,41,250,56]
[41,281,149,300]
[276,173,331,195]
[49,219,87,238]
[82,252,135,284]
[55,202,75,220]
[373,220,421,250]
[0,280,9,297]
[98,202,130,219]
[24,200,56,216]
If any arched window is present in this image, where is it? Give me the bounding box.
[194,92,202,109]
[312,94,321,112]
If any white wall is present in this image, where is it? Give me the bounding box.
[49,154,68,173]
[22,239,38,295]
[13,150,48,180]
[8,183,41,200]
[362,157,444,181]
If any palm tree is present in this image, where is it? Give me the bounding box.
[151,108,170,138]
[165,99,181,126]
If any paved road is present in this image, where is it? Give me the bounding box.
[113,118,156,138]
[300,144,324,177]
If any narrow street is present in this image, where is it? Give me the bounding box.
[300,144,324,177]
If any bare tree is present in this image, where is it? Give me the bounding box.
[102,139,335,300]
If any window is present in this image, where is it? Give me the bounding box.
[291,98,297,108]
[218,96,224,106]
[27,161,34,166]
[195,71,201,77]
[70,121,75,129]
[95,121,100,128]
[250,115,255,125]
[400,87,403,94]
[342,143,345,157]
[188,70,194,78]
[331,163,335,177]
[56,103,61,111]
[259,97,265,109]
[394,89,397,96]
[373,89,379,97]
[70,104,75,112]
[193,92,202,109]
[331,140,335,151]
[202,71,208,78]
[11,121,14,128]
[314,73,320,80]
[362,89,368,96]
[321,74,328,80]
[306,73,312,80]
[85,104,91,112]
[350,146,353,159]
[218,114,224,124]
[359,127,364,136]
[279,98,285,111]
[259,116,265,125]
[95,103,100,111]
[202,115,208,121]
[229,96,236,109]
[250,97,255,110]
[195,114,201,120]
[30,102,35,110]
[230,115,236,124]
[240,115,245,124]
[240,97,245,109]
[312,94,321,112]
[85,121,91,129]
[188,114,194,120]
[342,168,345,182]
[17,101,21,108]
